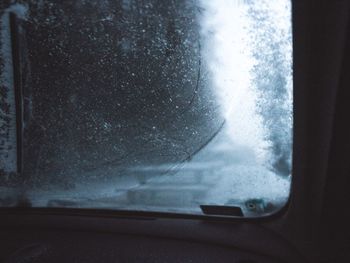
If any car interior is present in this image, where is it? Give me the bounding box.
[1,0,350,262]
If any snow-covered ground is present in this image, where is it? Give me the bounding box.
[1,124,290,217]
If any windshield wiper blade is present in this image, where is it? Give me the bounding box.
[200,204,244,217]
[9,12,24,173]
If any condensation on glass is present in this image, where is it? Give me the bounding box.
[0,0,292,217]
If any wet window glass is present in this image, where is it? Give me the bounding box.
[0,0,292,217]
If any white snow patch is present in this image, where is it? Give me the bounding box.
[199,0,292,167]
[199,0,268,164]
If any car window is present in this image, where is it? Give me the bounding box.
[0,0,292,217]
